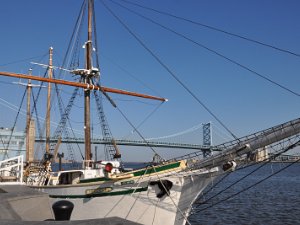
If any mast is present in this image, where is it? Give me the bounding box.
[0,0,167,164]
[45,47,53,154]
[26,69,32,162]
[84,0,93,164]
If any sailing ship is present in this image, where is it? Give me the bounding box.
[1,1,300,225]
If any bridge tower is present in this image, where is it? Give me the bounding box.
[202,122,212,158]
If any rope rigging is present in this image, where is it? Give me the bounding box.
[194,156,300,214]
[1,87,26,160]
[91,0,166,161]
[100,54,163,98]
[100,0,238,141]
[191,137,300,215]
[110,0,300,98]
[5,61,52,146]
[60,0,87,74]
[51,80,82,161]
[91,0,123,161]
[123,101,164,140]
[42,0,89,163]
[196,136,300,205]
[26,69,50,159]
[32,91,46,159]
[115,101,165,161]
[0,53,48,68]
[93,89,120,160]
[120,0,300,59]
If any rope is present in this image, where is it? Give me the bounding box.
[100,0,238,140]
[68,120,84,160]
[2,88,26,159]
[32,90,45,159]
[110,0,300,99]
[59,0,87,75]
[0,97,27,114]
[104,166,150,218]
[192,140,300,214]
[124,102,164,139]
[0,135,7,155]
[100,54,163,97]
[151,199,160,225]
[116,105,164,160]
[151,165,192,225]
[0,53,48,67]
[125,169,150,219]
[120,0,300,59]
[201,172,232,197]
[173,135,300,217]
[212,123,234,142]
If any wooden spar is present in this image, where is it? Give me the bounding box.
[45,47,53,154]
[84,0,93,163]
[0,71,168,102]
[26,70,32,162]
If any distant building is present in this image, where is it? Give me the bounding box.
[255,147,269,162]
[0,127,25,158]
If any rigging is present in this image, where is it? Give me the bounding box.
[1,88,26,160]
[196,136,300,206]
[110,0,300,98]
[193,151,300,214]
[119,0,300,59]
[101,0,238,140]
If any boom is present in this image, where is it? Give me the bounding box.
[0,71,167,102]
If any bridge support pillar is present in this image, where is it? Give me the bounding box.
[203,122,212,158]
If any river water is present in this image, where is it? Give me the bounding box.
[189,162,300,225]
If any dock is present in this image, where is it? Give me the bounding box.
[0,185,141,225]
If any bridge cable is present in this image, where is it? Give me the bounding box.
[123,102,164,140]
[144,123,202,141]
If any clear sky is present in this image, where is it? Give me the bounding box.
[0,0,300,161]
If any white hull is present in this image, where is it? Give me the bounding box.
[34,166,219,225]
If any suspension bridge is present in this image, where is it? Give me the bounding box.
[34,122,223,156]
[34,137,222,151]
[0,122,225,160]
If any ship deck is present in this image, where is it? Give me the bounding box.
[0,184,141,225]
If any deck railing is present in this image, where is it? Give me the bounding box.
[0,155,24,184]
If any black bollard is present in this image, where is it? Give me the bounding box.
[52,200,74,221]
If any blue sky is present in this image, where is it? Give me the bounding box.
[0,0,300,161]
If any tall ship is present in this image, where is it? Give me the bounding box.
[0,1,299,225]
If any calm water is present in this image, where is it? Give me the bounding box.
[189,163,300,225]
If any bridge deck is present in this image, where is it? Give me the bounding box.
[35,138,222,151]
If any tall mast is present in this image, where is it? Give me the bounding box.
[26,69,32,162]
[84,0,93,163]
[45,47,53,154]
